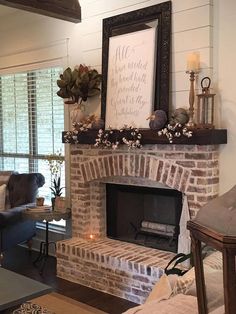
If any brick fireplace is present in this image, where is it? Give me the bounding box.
[57,143,220,304]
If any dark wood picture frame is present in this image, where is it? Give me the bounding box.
[101,1,171,128]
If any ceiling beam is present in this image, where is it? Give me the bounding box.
[0,0,81,23]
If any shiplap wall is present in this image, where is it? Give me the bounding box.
[0,0,213,116]
[79,0,213,115]
[1,0,235,193]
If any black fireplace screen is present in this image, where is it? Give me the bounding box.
[106,184,182,252]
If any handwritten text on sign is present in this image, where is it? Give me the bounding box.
[105,28,156,129]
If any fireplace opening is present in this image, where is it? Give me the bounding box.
[106,184,183,252]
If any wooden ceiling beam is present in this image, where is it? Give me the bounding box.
[0,0,81,23]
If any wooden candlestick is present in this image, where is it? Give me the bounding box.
[186,71,198,128]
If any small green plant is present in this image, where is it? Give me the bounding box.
[57,64,102,104]
[50,176,64,197]
[46,151,64,197]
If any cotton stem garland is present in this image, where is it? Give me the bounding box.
[157,123,193,143]
[95,126,142,149]
[63,122,193,146]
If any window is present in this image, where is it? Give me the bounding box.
[0,66,65,226]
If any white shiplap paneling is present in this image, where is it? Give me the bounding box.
[173,47,212,73]
[80,0,213,109]
[173,26,212,53]
[172,5,211,33]
[81,0,211,18]
[172,0,211,13]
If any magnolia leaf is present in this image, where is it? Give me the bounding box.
[57,89,70,99]
[57,79,67,88]
[63,67,73,83]
[57,64,101,104]
[72,69,79,82]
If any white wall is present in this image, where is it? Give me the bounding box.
[213,0,236,193]
[79,0,213,116]
[0,0,234,193]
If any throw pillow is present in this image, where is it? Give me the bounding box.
[209,305,224,314]
[8,173,45,207]
[185,269,224,312]
[145,274,177,304]
[203,251,222,270]
[0,184,6,211]
[122,294,198,314]
[171,264,216,296]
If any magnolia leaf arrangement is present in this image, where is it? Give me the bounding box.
[57,64,102,105]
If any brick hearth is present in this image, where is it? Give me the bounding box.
[57,144,220,303]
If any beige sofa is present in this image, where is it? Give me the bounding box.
[123,251,224,314]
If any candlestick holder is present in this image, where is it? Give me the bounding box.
[186,70,199,128]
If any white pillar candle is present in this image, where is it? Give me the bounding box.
[186,52,200,72]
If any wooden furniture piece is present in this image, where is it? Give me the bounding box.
[0,267,52,311]
[62,128,227,145]
[187,220,236,314]
[23,208,71,274]
[0,0,81,23]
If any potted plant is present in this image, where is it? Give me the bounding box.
[57,64,102,126]
[50,176,64,198]
[46,152,64,210]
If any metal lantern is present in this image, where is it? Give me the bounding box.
[196,77,215,129]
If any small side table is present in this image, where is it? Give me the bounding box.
[23,208,71,274]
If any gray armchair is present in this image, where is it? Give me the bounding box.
[0,171,45,264]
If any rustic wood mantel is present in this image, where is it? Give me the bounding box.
[0,0,81,23]
[62,128,227,145]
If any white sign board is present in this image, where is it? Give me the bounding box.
[105,28,156,129]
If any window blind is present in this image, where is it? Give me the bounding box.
[0,66,65,209]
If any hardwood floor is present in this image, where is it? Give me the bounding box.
[2,246,137,314]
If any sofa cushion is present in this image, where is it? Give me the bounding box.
[185,269,224,312]
[0,171,15,209]
[0,171,14,186]
[0,205,27,227]
[0,184,7,211]
[0,184,6,211]
[123,294,198,314]
[145,274,174,304]
[203,251,222,270]
[8,173,45,208]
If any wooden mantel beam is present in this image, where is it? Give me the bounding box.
[0,0,81,23]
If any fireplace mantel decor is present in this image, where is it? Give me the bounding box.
[62,128,227,145]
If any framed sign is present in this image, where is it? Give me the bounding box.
[105,28,156,129]
[101,1,171,129]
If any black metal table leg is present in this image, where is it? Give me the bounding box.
[33,221,56,274]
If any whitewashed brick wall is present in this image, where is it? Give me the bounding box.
[57,143,220,303]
